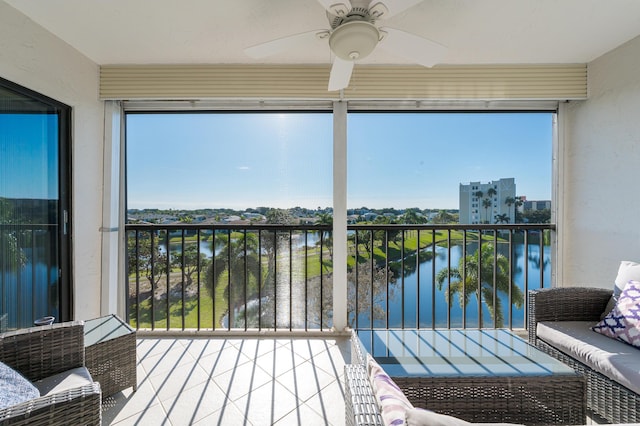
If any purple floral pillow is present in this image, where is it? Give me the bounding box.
[593,280,640,348]
[368,356,413,426]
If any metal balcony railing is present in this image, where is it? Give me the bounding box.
[125,223,554,332]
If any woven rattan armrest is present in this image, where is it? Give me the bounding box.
[527,287,611,343]
[344,364,383,426]
[0,321,85,382]
[0,382,101,426]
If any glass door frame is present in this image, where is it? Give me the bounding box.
[0,76,72,324]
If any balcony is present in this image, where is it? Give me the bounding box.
[5,3,640,423]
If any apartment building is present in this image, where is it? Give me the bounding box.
[459,178,516,224]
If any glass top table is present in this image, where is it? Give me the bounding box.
[84,314,137,398]
[352,329,585,425]
[84,314,135,347]
[355,328,575,378]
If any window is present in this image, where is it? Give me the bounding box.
[125,111,332,329]
[347,111,553,328]
[123,107,555,331]
[0,78,71,330]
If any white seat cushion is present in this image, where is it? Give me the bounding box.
[33,366,94,396]
[537,321,640,395]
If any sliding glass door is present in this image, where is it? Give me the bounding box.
[0,78,71,330]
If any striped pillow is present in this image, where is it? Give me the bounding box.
[368,355,414,426]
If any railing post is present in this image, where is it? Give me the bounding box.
[333,101,348,332]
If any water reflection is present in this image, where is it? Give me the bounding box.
[364,242,550,329]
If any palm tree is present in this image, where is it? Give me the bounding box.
[482,198,493,223]
[514,196,525,223]
[436,242,523,327]
[504,196,516,222]
[433,209,453,224]
[402,208,425,224]
[494,213,510,224]
[485,187,497,223]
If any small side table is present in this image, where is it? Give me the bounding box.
[84,314,137,398]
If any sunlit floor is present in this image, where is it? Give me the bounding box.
[102,335,350,425]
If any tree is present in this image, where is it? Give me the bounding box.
[433,210,455,224]
[171,244,209,286]
[315,212,333,258]
[514,196,525,223]
[0,198,27,273]
[494,213,510,224]
[127,231,169,289]
[473,190,484,199]
[346,262,395,327]
[435,242,523,327]
[178,215,193,223]
[520,208,551,224]
[482,198,493,223]
[266,208,295,225]
[486,187,497,199]
[504,196,516,222]
[402,208,426,224]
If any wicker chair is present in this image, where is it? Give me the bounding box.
[528,286,640,424]
[344,364,383,426]
[0,321,102,426]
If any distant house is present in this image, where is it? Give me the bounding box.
[222,215,241,223]
[244,212,266,221]
[362,212,378,221]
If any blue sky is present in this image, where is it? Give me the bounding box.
[126,112,552,210]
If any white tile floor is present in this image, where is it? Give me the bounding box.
[102,336,350,426]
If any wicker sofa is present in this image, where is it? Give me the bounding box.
[0,321,102,426]
[528,286,640,424]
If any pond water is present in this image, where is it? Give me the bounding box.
[357,242,551,329]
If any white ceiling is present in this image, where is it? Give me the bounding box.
[5,0,640,67]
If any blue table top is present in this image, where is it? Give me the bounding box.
[355,329,576,378]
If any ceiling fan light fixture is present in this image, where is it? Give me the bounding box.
[329,20,380,61]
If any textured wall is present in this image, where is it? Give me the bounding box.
[0,2,104,320]
[561,35,640,287]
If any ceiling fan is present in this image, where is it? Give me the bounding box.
[244,0,448,91]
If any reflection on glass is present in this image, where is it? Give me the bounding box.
[1,86,60,330]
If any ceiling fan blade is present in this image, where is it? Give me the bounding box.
[316,0,351,16]
[371,0,423,20]
[328,57,354,91]
[378,27,447,67]
[244,30,326,59]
